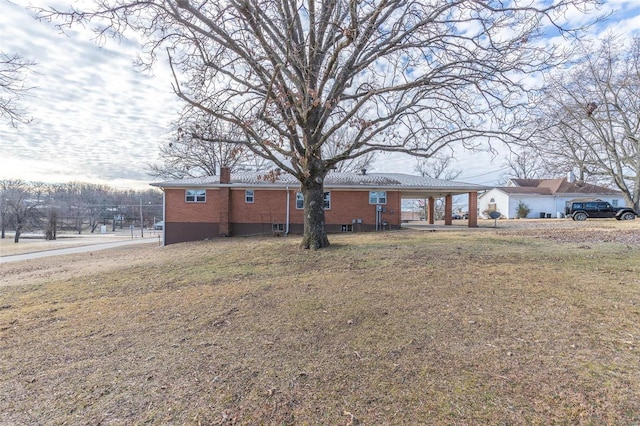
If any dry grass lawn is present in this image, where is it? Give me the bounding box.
[1,224,639,424]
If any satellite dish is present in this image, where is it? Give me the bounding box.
[489,211,501,227]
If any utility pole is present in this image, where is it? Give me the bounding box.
[139,198,144,238]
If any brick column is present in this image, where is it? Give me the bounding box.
[428,196,435,224]
[468,192,478,228]
[444,194,452,225]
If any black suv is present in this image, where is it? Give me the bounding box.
[566,200,637,221]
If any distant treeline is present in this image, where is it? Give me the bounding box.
[0,179,162,243]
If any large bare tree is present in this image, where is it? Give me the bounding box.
[44,0,597,248]
[527,35,640,211]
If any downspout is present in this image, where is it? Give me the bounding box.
[161,189,166,246]
[285,186,290,235]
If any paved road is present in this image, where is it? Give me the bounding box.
[0,238,160,264]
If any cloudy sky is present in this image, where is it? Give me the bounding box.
[1,0,639,189]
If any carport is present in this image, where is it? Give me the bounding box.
[398,179,490,227]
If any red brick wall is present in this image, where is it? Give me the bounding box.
[165,188,220,223]
[324,190,401,226]
[165,187,401,230]
[229,189,290,224]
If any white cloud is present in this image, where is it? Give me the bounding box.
[0,0,180,188]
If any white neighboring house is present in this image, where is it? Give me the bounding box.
[478,176,625,219]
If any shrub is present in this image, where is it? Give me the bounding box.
[516,201,531,219]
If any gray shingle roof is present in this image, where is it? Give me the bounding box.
[151,172,489,192]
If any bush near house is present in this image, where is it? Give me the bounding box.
[516,201,531,218]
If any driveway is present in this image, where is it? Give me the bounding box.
[0,237,160,264]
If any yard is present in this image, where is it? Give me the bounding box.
[1,221,639,424]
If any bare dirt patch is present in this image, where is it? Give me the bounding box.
[1,227,639,424]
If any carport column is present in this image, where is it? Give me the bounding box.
[468,192,478,228]
[219,166,231,237]
[444,194,453,225]
[428,196,435,224]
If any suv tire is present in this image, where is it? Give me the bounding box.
[574,212,588,221]
[621,212,636,220]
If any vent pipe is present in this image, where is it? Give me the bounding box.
[567,171,575,183]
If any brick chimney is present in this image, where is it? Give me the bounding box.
[220,166,231,184]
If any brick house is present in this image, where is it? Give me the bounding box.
[151,167,488,245]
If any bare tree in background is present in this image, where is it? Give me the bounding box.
[44,0,598,248]
[501,148,544,181]
[0,179,22,238]
[151,110,376,178]
[0,52,35,127]
[415,154,462,181]
[149,108,270,178]
[3,180,43,243]
[527,35,640,210]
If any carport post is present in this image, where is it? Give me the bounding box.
[468,192,478,227]
[444,194,453,225]
[428,196,435,224]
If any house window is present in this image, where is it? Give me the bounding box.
[323,192,331,209]
[185,189,206,203]
[296,192,331,210]
[273,223,285,232]
[245,190,254,203]
[341,224,353,232]
[369,191,387,204]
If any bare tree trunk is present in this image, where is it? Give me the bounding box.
[45,211,57,240]
[14,224,22,243]
[300,180,330,250]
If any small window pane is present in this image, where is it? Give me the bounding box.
[369,191,386,204]
[186,189,206,203]
[297,192,330,209]
[245,190,254,203]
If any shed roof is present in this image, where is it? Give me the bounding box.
[497,178,620,196]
